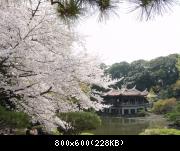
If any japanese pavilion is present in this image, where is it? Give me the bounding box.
[102,87,149,115]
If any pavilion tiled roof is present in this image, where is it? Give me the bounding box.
[102,87,148,97]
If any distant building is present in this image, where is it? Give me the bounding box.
[102,87,149,115]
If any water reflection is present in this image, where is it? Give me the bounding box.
[90,115,168,135]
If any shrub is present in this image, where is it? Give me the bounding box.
[50,129,62,135]
[83,107,96,113]
[0,105,30,129]
[57,111,101,135]
[152,98,177,114]
[140,128,180,135]
[166,103,180,127]
[80,132,94,135]
[136,109,149,117]
[166,112,180,126]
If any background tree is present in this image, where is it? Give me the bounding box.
[106,54,179,94]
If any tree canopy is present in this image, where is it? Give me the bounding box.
[106,54,180,97]
[0,0,120,133]
[49,0,180,21]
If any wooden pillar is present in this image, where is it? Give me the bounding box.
[109,108,111,113]
[128,109,131,114]
[122,108,124,115]
[118,109,120,115]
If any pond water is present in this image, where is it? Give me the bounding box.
[90,114,168,135]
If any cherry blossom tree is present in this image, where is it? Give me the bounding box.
[0,0,120,132]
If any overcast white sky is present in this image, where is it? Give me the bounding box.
[77,4,180,65]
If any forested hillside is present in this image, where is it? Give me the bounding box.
[106,54,180,99]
